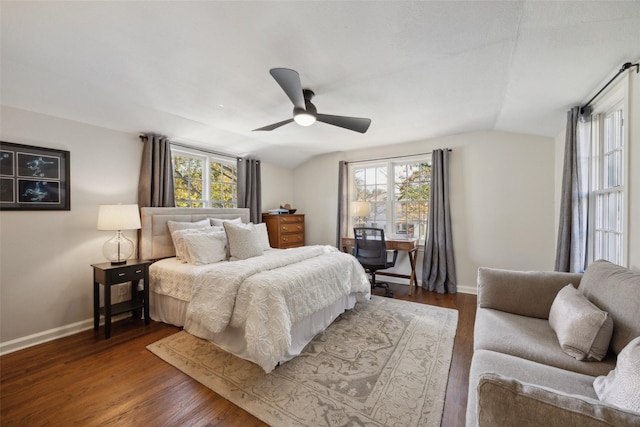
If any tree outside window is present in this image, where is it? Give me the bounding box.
[350,156,431,242]
[172,147,237,208]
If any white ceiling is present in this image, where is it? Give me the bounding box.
[2,1,640,168]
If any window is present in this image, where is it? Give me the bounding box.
[349,156,431,242]
[588,78,628,266]
[171,146,237,208]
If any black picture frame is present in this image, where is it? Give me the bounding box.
[0,141,70,210]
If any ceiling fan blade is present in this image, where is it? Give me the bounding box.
[270,68,305,110]
[316,114,372,134]
[253,118,294,131]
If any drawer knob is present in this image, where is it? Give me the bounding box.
[118,272,125,277]
[135,270,142,274]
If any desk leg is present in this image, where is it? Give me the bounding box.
[408,249,418,296]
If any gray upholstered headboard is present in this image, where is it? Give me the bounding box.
[139,207,250,260]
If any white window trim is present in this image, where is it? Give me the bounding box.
[347,154,431,244]
[171,145,237,208]
[587,74,629,266]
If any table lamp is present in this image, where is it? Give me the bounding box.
[97,204,141,264]
[352,201,370,227]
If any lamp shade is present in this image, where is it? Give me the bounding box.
[97,204,141,231]
[351,201,370,217]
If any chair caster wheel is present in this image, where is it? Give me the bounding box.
[385,289,394,298]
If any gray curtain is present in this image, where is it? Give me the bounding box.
[555,107,590,272]
[237,158,261,223]
[336,160,349,248]
[422,149,457,294]
[138,134,175,208]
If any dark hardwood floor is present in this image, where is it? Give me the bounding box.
[1,284,476,426]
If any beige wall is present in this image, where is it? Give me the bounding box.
[293,130,558,293]
[0,106,142,348]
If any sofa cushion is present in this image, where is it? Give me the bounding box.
[477,267,583,319]
[549,284,613,361]
[474,309,614,377]
[466,349,599,427]
[475,372,640,427]
[578,260,640,354]
[594,336,640,414]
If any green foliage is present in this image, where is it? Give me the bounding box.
[173,154,237,207]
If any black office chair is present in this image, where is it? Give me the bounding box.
[353,227,398,298]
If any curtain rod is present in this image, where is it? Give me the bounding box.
[139,134,240,161]
[345,148,451,165]
[581,62,639,115]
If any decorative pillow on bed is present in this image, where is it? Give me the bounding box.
[171,226,223,261]
[593,336,640,414]
[210,217,242,227]
[167,219,212,258]
[548,284,613,361]
[181,230,228,265]
[254,222,271,251]
[223,221,264,260]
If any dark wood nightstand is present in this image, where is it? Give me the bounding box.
[92,259,152,339]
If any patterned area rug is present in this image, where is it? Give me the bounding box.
[147,296,458,427]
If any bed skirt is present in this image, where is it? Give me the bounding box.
[149,290,357,366]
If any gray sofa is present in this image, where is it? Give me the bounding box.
[466,260,640,426]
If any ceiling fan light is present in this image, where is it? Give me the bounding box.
[294,111,316,126]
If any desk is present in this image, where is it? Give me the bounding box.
[341,237,419,296]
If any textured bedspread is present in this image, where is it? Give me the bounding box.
[184,245,370,372]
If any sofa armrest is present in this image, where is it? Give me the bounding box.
[476,373,640,427]
[477,267,583,319]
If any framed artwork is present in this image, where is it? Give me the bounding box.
[0,141,70,210]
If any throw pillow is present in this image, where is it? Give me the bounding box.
[548,284,613,361]
[210,217,242,227]
[181,230,227,265]
[254,222,271,251]
[167,219,211,257]
[223,221,263,260]
[593,336,640,414]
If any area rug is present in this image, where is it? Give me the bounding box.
[147,296,458,427]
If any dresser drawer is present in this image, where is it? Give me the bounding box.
[109,265,145,283]
[280,233,304,246]
[280,222,304,234]
[280,215,304,224]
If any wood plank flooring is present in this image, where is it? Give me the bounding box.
[1,284,476,426]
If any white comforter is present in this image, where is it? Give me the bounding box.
[184,245,370,372]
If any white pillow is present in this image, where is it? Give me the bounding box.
[548,284,613,361]
[254,222,271,251]
[181,230,228,265]
[593,336,640,414]
[210,217,242,227]
[223,221,264,260]
[171,226,223,261]
[167,219,211,255]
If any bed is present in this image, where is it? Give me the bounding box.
[139,207,370,372]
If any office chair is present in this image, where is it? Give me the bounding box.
[353,227,398,298]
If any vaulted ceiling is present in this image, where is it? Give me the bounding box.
[2,1,640,167]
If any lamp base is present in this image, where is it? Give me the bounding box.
[103,231,135,265]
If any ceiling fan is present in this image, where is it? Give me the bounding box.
[253,68,371,134]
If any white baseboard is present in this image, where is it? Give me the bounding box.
[0,314,131,356]
[381,277,477,295]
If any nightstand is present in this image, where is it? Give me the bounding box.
[92,259,152,339]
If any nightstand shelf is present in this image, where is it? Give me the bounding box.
[92,259,152,339]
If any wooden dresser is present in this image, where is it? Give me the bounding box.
[262,213,305,249]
